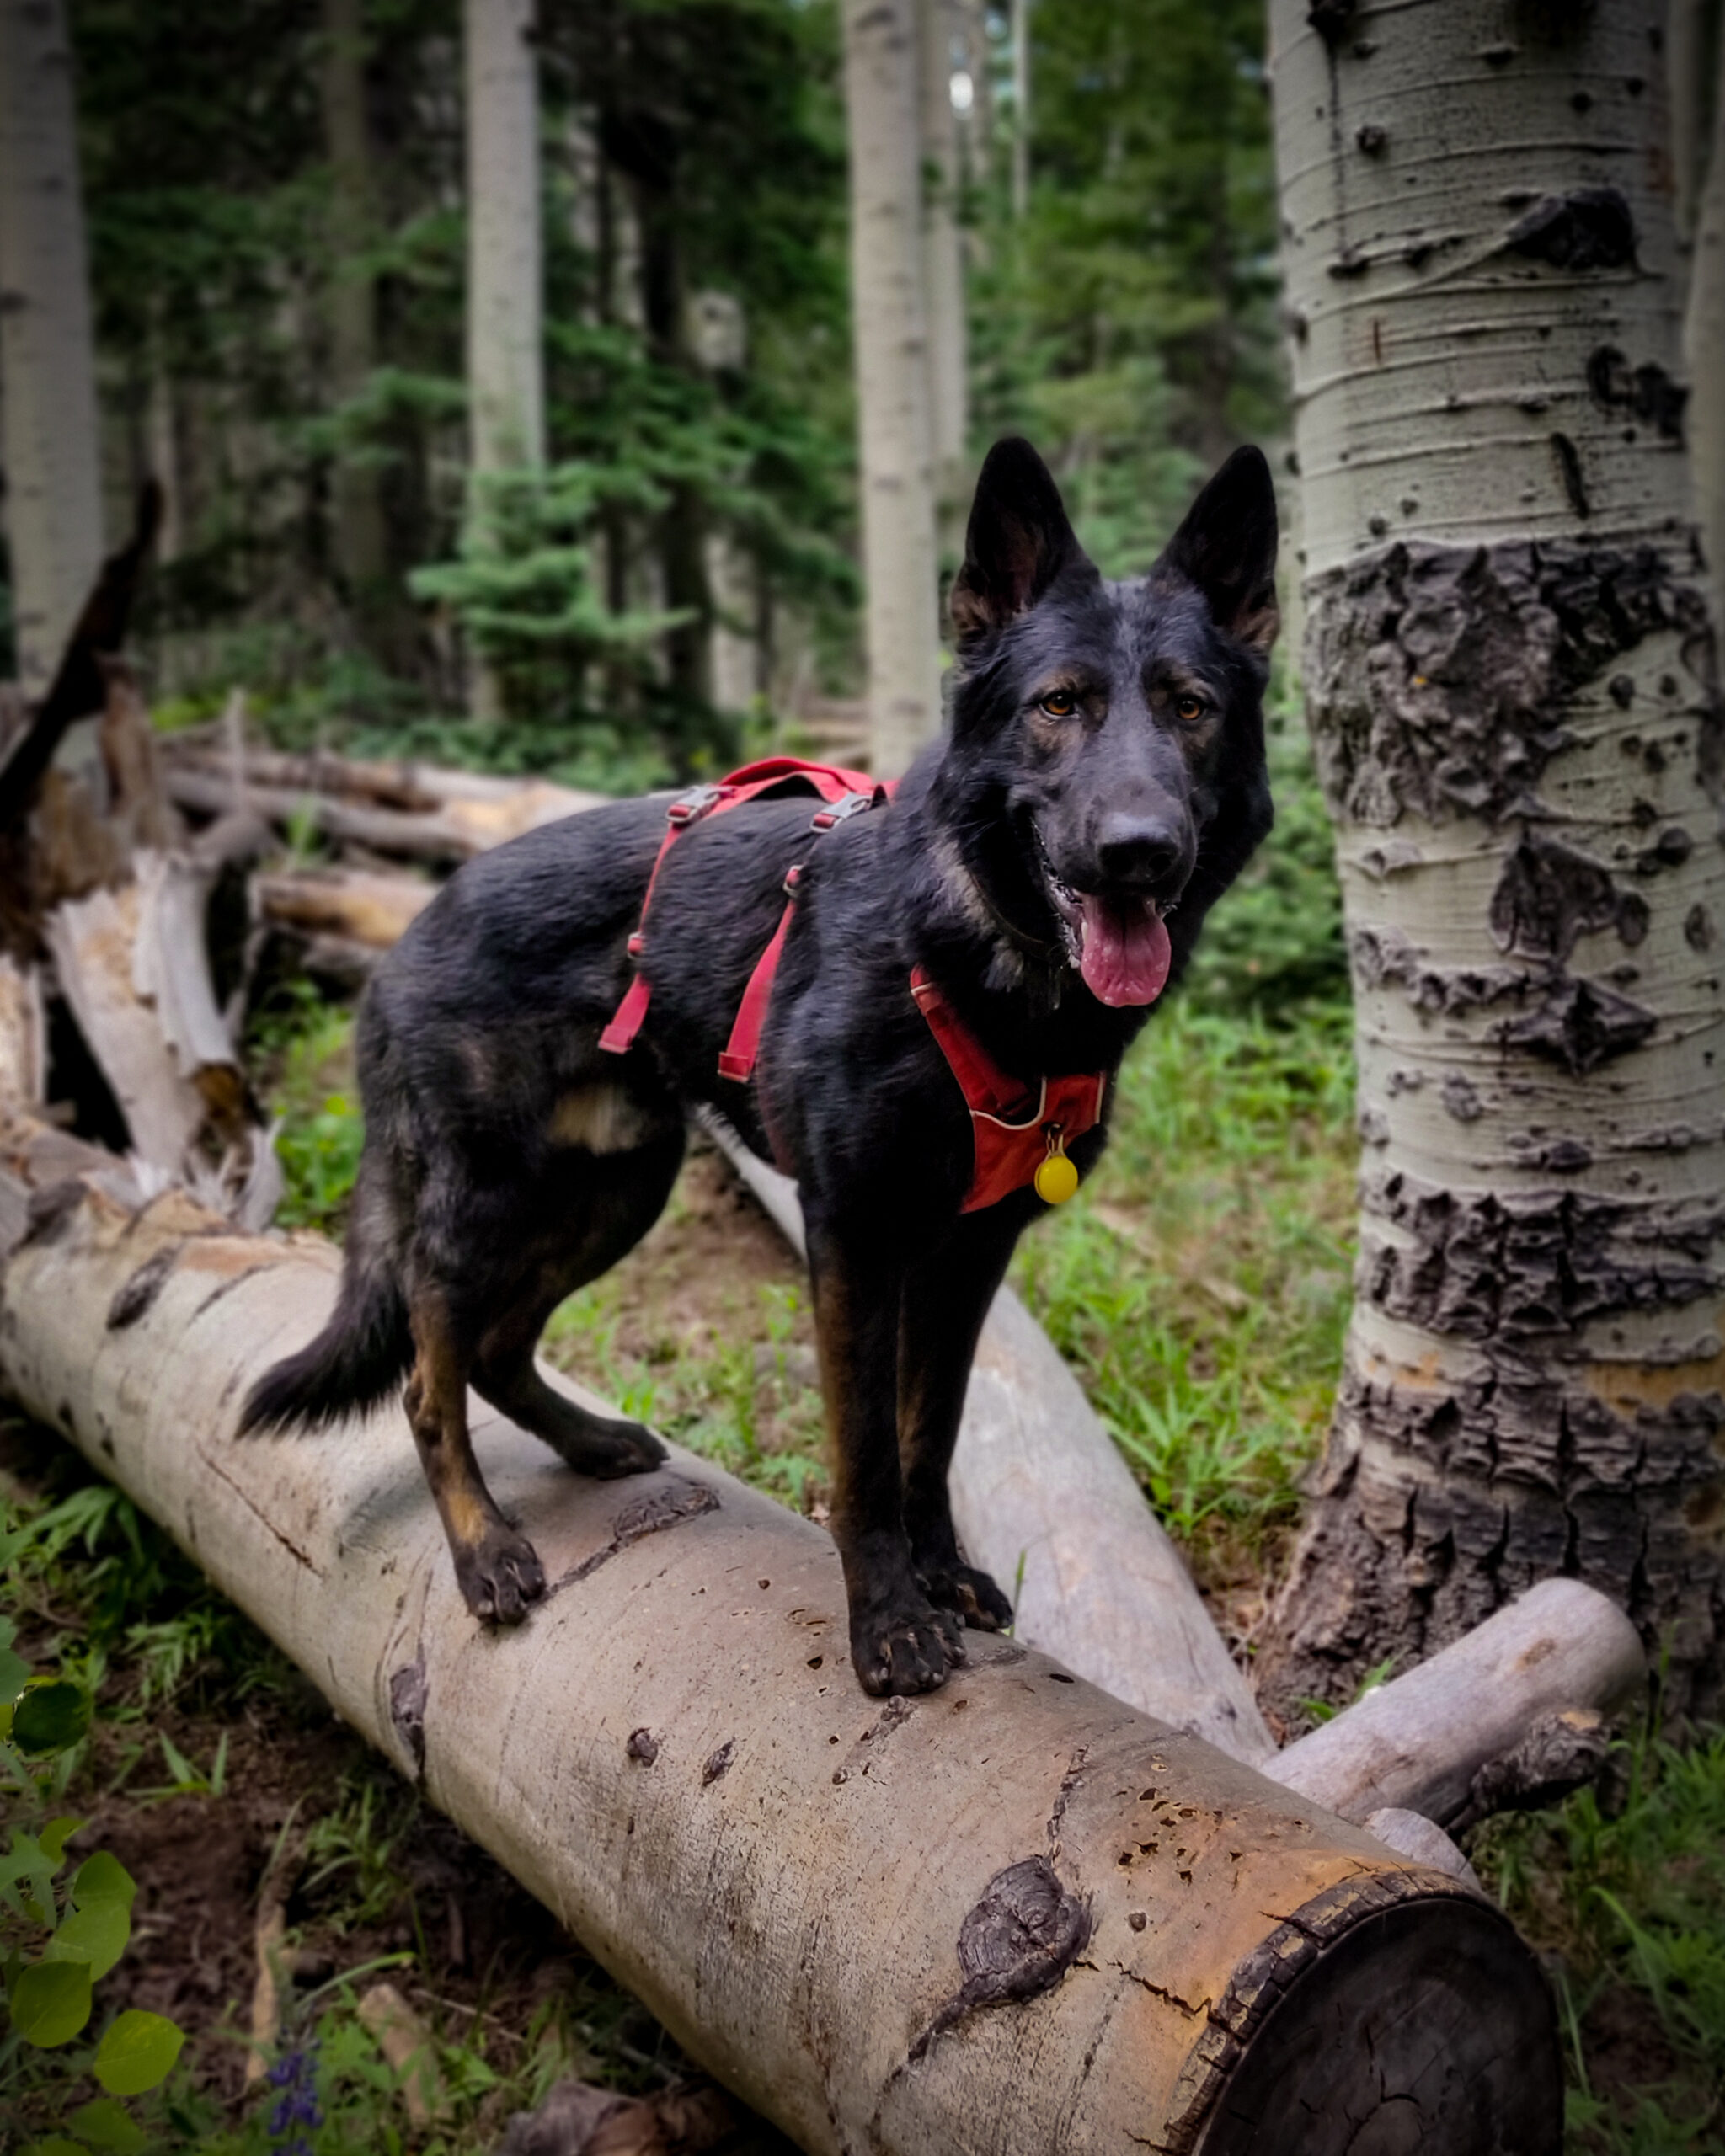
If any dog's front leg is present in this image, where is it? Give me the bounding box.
[898,1209,1021,1633]
[807,1221,964,1696]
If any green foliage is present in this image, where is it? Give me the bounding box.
[251,990,366,1235]
[1476,1718,1725,2152]
[0,1614,184,2144]
[975,0,1283,574]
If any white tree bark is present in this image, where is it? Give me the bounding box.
[1259,1,1725,1721]
[843,0,943,774]
[464,0,544,478]
[1683,5,1725,630]
[0,1127,1562,2154]
[0,0,104,696]
[323,0,388,600]
[919,0,969,546]
[1009,0,1030,221]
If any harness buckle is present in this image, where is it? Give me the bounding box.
[810,789,876,830]
[782,862,804,899]
[666,782,726,827]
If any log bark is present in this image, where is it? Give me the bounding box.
[254,867,435,953]
[0,0,104,695]
[1259,0,1725,1721]
[843,0,943,775]
[0,1123,1562,2156]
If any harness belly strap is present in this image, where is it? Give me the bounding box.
[910,967,1106,1213]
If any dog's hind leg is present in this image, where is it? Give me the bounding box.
[470,1130,684,1478]
[897,1211,1021,1633]
[404,1284,546,1624]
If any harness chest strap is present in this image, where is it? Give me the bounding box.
[910,967,1107,1214]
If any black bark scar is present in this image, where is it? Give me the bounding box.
[549,1476,720,1593]
[906,1856,1092,2063]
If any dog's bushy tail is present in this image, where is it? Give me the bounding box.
[239,1158,413,1434]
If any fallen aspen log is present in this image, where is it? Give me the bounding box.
[163,748,606,864]
[0,1115,1562,2156]
[1267,1578,1643,1829]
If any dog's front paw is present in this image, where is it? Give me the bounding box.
[558,1417,667,1481]
[454,1524,547,1625]
[852,1597,965,1697]
[922,1561,1014,1632]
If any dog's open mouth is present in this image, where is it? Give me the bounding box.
[1033,829,1173,1009]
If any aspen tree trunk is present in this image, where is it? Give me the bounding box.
[1258,1,1725,1722]
[323,0,390,611]
[1009,0,1030,222]
[0,0,104,696]
[463,0,543,718]
[919,0,969,557]
[843,0,943,774]
[1680,3,1725,629]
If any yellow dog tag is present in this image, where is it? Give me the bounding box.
[1033,1128,1079,1205]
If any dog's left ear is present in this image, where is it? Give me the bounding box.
[1156,446,1279,654]
[951,437,1087,643]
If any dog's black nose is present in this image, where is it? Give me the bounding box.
[1096,812,1186,888]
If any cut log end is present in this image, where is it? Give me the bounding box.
[1182,1881,1559,2155]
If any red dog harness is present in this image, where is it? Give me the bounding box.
[911,969,1106,1212]
[600,759,1107,1211]
[599,758,889,1077]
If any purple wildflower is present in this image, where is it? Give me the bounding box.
[264,2037,322,2156]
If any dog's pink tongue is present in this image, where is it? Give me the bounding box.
[1079,894,1172,1007]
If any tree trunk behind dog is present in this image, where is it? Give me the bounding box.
[1258,1,1725,1721]
[462,0,543,722]
[0,0,104,696]
[843,0,943,774]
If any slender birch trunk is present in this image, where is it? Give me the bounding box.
[0,0,104,696]
[919,0,969,556]
[1681,3,1725,631]
[1009,0,1030,222]
[843,0,943,774]
[1258,0,1725,1721]
[323,0,389,610]
[463,0,542,718]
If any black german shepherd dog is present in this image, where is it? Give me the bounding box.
[243,437,1277,1698]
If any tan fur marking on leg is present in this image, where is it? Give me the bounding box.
[547,1084,655,1155]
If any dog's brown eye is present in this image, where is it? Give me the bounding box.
[1040,690,1076,718]
[1174,694,1206,724]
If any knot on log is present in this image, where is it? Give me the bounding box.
[908,1855,1092,2062]
[1450,1707,1612,1833]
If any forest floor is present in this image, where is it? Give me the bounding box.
[3,995,1722,2153]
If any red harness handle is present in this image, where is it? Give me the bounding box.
[599,760,888,1064]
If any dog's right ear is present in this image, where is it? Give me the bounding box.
[951,438,1084,643]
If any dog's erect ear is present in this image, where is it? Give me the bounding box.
[951,438,1085,643]
[1156,446,1279,654]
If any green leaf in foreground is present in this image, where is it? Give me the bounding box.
[13,1680,92,1756]
[67,2096,148,2152]
[71,1852,136,1913]
[93,2008,184,2095]
[8,1956,93,2046]
[45,1894,131,1979]
[0,1641,29,1705]
[39,1817,87,1865]
[20,2138,92,2156]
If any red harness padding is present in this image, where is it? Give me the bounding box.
[911,967,1107,1213]
[599,758,890,1073]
